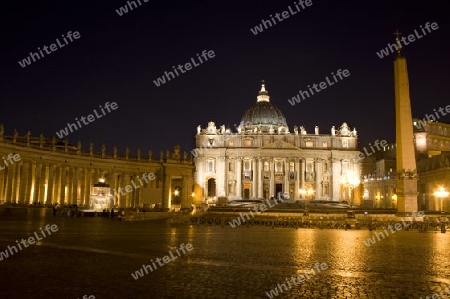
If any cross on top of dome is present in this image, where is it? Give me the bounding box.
[257,80,270,102]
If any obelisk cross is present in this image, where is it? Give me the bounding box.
[393,29,402,54]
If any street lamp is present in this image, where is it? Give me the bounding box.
[299,188,306,198]
[340,171,360,206]
[434,187,449,212]
[299,188,314,208]
[391,194,397,209]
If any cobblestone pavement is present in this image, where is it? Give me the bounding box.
[0,214,448,299]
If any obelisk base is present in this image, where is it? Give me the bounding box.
[396,179,418,216]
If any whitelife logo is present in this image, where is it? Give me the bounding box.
[18,31,81,68]
[131,243,193,280]
[0,224,58,261]
[250,0,313,35]
[55,102,118,138]
[376,22,438,59]
[152,50,215,87]
[288,69,350,106]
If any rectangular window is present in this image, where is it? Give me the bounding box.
[322,142,328,148]
[306,141,313,147]
[244,140,252,147]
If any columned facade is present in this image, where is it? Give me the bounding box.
[0,130,194,210]
[193,83,360,203]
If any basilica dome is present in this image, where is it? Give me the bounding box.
[240,82,288,132]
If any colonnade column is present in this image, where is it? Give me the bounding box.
[126,173,132,207]
[53,166,61,204]
[120,173,127,207]
[33,163,42,204]
[60,166,67,204]
[19,162,29,204]
[182,175,189,208]
[0,167,5,201]
[79,168,85,206]
[12,163,20,203]
[84,169,92,207]
[236,159,242,198]
[163,174,171,209]
[46,164,55,204]
[40,164,48,204]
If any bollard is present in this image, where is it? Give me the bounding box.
[441,222,446,233]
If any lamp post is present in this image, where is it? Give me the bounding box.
[391,194,397,209]
[299,188,314,209]
[340,171,360,207]
[434,187,449,212]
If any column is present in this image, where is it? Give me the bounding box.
[39,164,47,204]
[138,174,144,208]
[5,166,13,203]
[46,164,55,204]
[109,171,117,205]
[182,176,189,208]
[315,159,322,199]
[252,159,257,198]
[84,169,92,207]
[258,158,263,198]
[294,158,300,200]
[0,166,5,201]
[284,159,289,197]
[19,161,29,205]
[269,158,274,197]
[301,159,306,194]
[163,174,171,209]
[53,166,62,204]
[120,173,127,207]
[33,163,42,204]
[11,163,20,203]
[29,162,37,204]
[79,168,85,206]
[72,167,78,205]
[60,166,67,204]
[236,159,242,198]
[332,159,340,201]
[126,173,132,207]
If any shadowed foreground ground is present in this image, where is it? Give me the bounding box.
[0,213,449,299]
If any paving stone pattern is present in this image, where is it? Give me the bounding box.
[0,214,448,298]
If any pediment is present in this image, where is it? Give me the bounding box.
[261,140,299,150]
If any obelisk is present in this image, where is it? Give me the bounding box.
[393,31,418,214]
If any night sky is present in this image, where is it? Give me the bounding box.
[3,0,449,156]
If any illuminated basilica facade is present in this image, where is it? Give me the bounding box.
[193,83,362,203]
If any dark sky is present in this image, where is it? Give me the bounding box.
[2,0,449,156]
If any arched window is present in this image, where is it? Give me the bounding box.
[264,161,269,171]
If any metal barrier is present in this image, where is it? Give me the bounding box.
[161,213,450,231]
